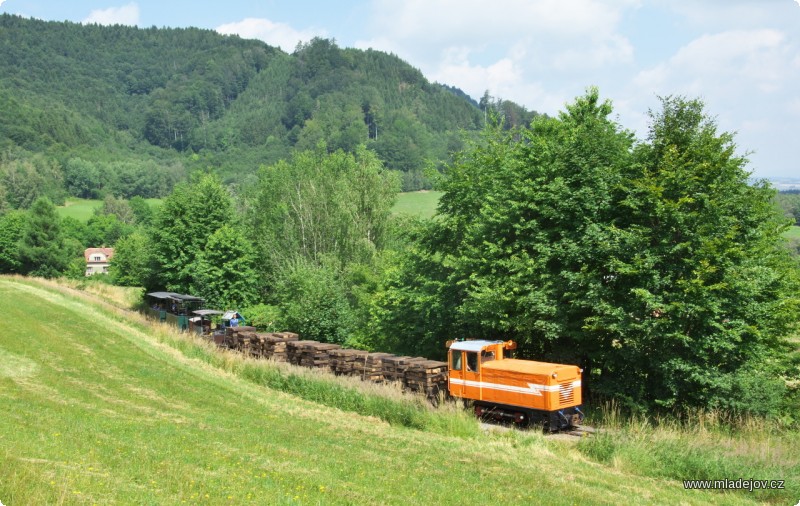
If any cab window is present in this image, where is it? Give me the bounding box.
[450,350,462,371]
[466,352,479,372]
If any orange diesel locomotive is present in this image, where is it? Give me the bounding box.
[447,340,583,430]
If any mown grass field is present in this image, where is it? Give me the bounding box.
[55,198,103,221]
[785,226,800,240]
[1,276,796,505]
[57,193,435,222]
[56,198,162,222]
[391,191,443,219]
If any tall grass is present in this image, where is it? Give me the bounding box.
[578,402,800,502]
[60,277,144,308]
[157,327,480,438]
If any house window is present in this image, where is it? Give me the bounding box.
[93,256,102,261]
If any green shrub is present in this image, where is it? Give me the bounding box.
[241,303,282,331]
[270,258,354,344]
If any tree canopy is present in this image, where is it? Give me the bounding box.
[150,174,234,293]
[370,90,800,413]
[247,144,400,272]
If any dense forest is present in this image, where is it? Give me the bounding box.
[1,16,798,420]
[0,14,537,201]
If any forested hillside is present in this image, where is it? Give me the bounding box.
[0,14,537,201]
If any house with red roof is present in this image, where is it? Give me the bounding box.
[84,248,114,276]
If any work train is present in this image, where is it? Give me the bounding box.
[144,291,583,431]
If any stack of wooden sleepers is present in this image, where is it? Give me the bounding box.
[223,326,257,352]
[286,340,316,365]
[245,332,296,359]
[260,332,299,362]
[206,324,452,405]
[361,352,394,382]
[297,341,342,369]
[329,348,368,375]
[403,360,449,400]
[382,355,427,382]
[216,330,299,361]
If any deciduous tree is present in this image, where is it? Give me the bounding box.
[151,174,233,292]
[109,229,156,287]
[373,90,800,413]
[191,224,260,309]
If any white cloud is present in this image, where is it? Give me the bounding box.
[356,0,639,111]
[423,44,567,112]
[623,24,800,178]
[367,0,638,44]
[552,33,635,71]
[216,18,326,52]
[83,3,139,26]
[381,0,638,71]
[634,29,792,97]
[0,1,7,8]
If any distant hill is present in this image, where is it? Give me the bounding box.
[0,14,540,199]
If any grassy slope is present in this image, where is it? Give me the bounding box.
[56,193,428,222]
[56,198,163,222]
[56,198,104,221]
[0,277,774,505]
[785,226,800,240]
[391,191,443,219]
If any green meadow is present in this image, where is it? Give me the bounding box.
[391,191,443,219]
[2,276,790,505]
[56,198,163,222]
[56,193,433,222]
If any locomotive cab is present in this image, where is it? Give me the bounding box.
[447,340,583,430]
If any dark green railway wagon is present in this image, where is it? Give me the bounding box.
[145,291,205,330]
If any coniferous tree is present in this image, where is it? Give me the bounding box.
[19,197,69,277]
[0,209,25,273]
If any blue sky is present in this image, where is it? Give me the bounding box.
[1,0,799,180]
